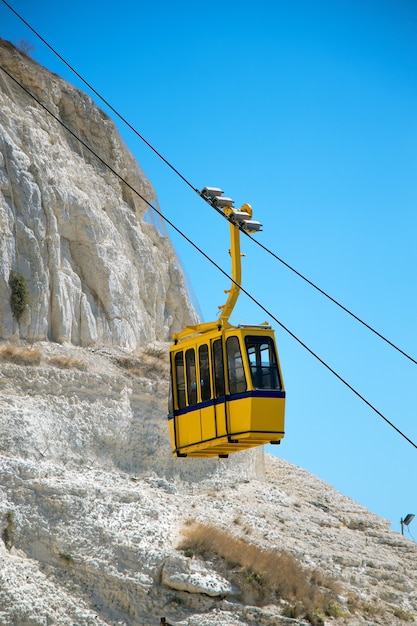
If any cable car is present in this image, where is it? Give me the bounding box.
[168,187,286,457]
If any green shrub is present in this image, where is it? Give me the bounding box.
[325,600,346,618]
[393,609,415,622]
[282,603,303,618]
[183,548,194,558]
[59,552,75,565]
[9,271,30,321]
[304,610,325,626]
[1,511,16,550]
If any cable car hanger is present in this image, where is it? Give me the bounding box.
[168,188,286,458]
[173,187,262,340]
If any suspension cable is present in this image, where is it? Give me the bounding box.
[1,60,416,451]
[2,0,415,367]
[241,229,417,365]
[0,0,200,196]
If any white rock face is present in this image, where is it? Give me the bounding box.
[1,343,417,626]
[0,39,197,350]
[161,555,239,597]
[1,40,417,626]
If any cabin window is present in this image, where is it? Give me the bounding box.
[212,339,225,398]
[186,348,197,406]
[198,344,211,402]
[245,336,281,390]
[174,351,186,409]
[226,336,247,394]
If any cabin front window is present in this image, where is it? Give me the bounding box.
[245,336,281,390]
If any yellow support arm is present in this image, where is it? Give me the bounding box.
[172,190,262,342]
[217,206,246,327]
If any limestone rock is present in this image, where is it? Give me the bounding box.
[161,554,239,597]
[1,38,417,626]
[1,344,417,625]
[0,39,197,350]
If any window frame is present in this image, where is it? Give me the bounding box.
[244,335,282,390]
[226,335,247,395]
[185,348,197,406]
[198,343,211,402]
[174,351,186,409]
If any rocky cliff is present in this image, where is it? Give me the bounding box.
[1,342,417,626]
[0,40,417,626]
[0,38,196,350]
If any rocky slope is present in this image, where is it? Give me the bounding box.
[0,342,417,626]
[0,39,416,626]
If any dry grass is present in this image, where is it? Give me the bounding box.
[114,344,169,379]
[178,522,341,624]
[0,344,88,371]
[48,355,88,371]
[0,344,41,365]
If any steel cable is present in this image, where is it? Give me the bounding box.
[1,60,415,451]
[2,0,414,366]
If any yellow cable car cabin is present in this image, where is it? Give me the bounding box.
[168,187,286,457]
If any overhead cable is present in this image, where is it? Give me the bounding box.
[2,0,415,367]
[242,231,417,365]
[1,61,416,452]
[0,0,200,196]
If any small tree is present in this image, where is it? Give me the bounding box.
[17,39,34,57]
[9,271,30,322]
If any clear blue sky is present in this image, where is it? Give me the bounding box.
[1,0,416,533]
